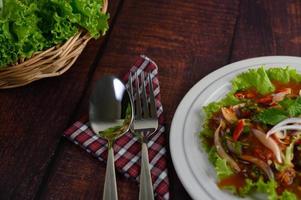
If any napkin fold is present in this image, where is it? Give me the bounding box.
[64,55,169,200]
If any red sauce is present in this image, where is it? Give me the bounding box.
[242,133,274,162]
[272,81,301,96]
[218,172,246,190]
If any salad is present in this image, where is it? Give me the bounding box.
[200,67,301,200]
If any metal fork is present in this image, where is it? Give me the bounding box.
[129,72,158,200]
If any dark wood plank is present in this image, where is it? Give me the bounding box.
[0,1,121,200]
[231,0,301,61]
[41,0,240,199]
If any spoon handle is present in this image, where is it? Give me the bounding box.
[139,142,155,200]
[103,147,118,200]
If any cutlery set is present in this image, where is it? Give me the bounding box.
[89,72,158,200]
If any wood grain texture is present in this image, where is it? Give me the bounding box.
[231,0,301,61]
[41,0,239,199]
[0,1,121,200]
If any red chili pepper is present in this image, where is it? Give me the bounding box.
[256,95,273,104]
[233,119,245,141]
[235,91,256,99]
[234,93,245,99]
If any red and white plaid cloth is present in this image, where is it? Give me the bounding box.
[64,55,169,200]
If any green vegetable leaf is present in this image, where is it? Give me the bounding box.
[275,135,300,171]
[280,97,301,117]
[256,108,288,125]
[279,190,297,200]
[266,66,301,84]
[0,0,3,16]
[267,67,301,82]
[215,155,234,179]
[231,67,275,95]
[0,0,109,68]
[207,147,234,179]
[239,179,255,196]
[71,0,109,37]
[203,93,240,118]
[239,178,278,200]
[256,179,278,200]
[266,67,291,83]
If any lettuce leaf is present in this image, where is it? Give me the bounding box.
[208,147,233,179]
[204,93,240,119]
[4,0,46,58]
[0,0,109,68]
[71,0,109,37]
[256,97,301,125]
[232,67,275,95]
[0,19,19,68]
[239,178,277,200]
[267,67,301,83]
[279,191,297,200]
[256,108,288,125]
[279,97,301,117]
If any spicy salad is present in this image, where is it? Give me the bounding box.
[201,67,301,200]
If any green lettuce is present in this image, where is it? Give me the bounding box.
[266,67,301,83]
[239,178,297,200]
[0,0,109,68]
[279,97,301,117]
[279,191,297,200]
[208,147,233,179]
[256,108,287,125]
[204,93,240,119]
[232,67,275,95]
[256,97,301,125]
[71,0,109,37]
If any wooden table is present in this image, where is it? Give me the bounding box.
[1,0,301,199]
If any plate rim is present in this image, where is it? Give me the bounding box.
[169,56,301,200]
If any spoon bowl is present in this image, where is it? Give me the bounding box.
[89,75,133,200]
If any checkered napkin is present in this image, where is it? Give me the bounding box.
[64,55,169,200]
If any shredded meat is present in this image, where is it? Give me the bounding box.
[276,167,296,186]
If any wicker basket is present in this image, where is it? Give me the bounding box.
[0,0,108,89]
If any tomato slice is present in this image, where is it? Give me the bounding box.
[233,119,245,141]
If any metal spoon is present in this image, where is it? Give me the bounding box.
[89,76,133,200]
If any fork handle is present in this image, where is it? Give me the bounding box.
[103,147,118,200]
[139,142,155,200]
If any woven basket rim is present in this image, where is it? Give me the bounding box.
[0,0,108,89]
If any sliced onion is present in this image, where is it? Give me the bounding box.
[214,121,241,172]
[252,129,282,163]
[266,118,301,138]
[221,107,238,124]
[240,155,274,180]
[275,130,287,139]
[267,125,301,137]
[272,88,291,102]
[268,118,301,132]
[272,93,286,102]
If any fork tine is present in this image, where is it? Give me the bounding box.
[134,72,142,119]
[148,74,157,118]
[141,72,150,118]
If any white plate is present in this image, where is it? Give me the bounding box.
[169,56,301,200]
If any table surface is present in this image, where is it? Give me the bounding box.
[1,0,301,199]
